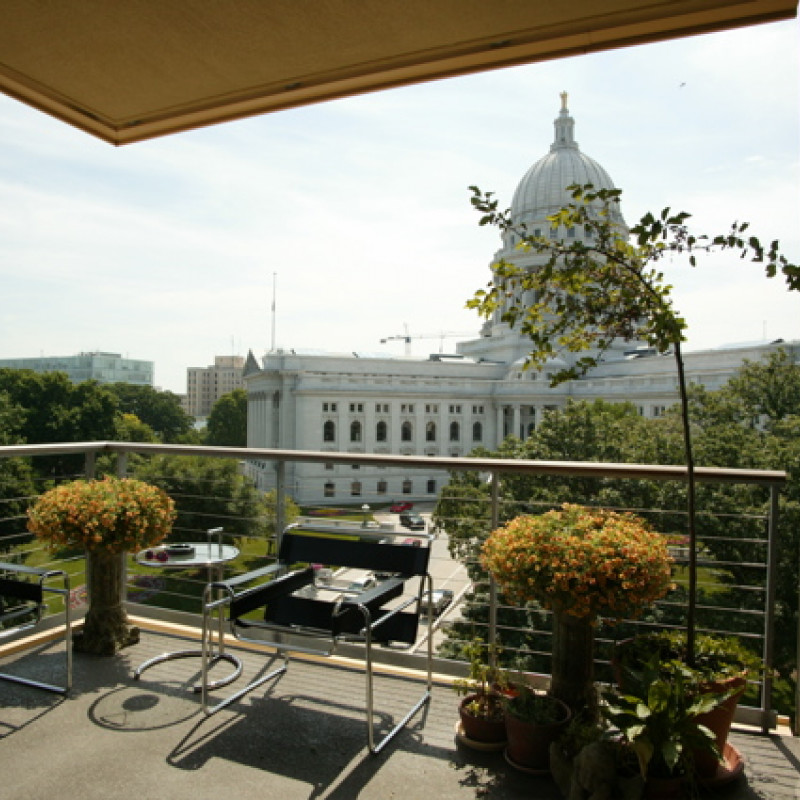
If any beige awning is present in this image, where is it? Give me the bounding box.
[1,0,795,145]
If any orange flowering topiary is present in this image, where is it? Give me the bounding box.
[480,503,673,620]
[28,476,175,553]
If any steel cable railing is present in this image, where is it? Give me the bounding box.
[0,440,786,730]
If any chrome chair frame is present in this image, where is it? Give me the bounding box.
[0,562,72,694]
[201,525,433,754]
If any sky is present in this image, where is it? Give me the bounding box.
[0,20,798,395]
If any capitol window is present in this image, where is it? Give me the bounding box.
[450,421,460,442]
[426,421,436,442]
[401,421,413,442]
[376,420,387,442]
[350,420,362,442]
[323,420,335,442]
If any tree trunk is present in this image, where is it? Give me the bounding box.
[674,340,697,667]
[74,549,139,656]
[549,610,597,719]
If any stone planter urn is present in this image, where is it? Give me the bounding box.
[27,476,175,656]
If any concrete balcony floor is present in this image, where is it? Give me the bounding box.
[2,627,799,800]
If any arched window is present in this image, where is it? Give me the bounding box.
[472,421,482,442]
[401,421,413,442]
[323,420,335,442]
[324,481,335,498]
[376,420,387,442]
[449,421,460,442]
[350,481,361,496]
[426,421,436,442]
[350,420,362,442]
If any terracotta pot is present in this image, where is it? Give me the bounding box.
[693,674,747,778]
[504,696,571,772]
[458,694,506,744]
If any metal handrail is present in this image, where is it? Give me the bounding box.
[0,440,789,731]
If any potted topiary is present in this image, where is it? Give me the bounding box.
[28,476,175,656]
[502,679,570,772]
[453,637,510,748]
[614,629,761,778]
[481,503,673,718]
[602,656,729,799]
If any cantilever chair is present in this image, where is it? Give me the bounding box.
[0,562,72,694]
[201,524,433,754]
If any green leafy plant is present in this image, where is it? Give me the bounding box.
[503,680,569,725]
[602,657,727,779]
[453,637,509,721]
[617,630,764,684]
[480,503,673,620]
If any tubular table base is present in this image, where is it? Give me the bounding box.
[133,649,242,693]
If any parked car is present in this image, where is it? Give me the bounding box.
[399,512,425,530]
[390,501,413,513]
[422,589,454,617]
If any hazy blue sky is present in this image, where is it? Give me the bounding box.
[0,19,797,394]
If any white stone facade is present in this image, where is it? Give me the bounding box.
[244,98,800,505]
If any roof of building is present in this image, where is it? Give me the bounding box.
[510,93,624,226]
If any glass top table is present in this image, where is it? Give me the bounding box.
[132,537,242,692]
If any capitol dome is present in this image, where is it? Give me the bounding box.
[509,93,625,229]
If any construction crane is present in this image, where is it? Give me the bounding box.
[380,325,473,356]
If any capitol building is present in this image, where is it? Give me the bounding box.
[245,97,798,505]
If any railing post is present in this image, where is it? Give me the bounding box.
[488,471,500,666]
[84,451,96,480]
[116,452,128,479]
[764,484,779,734]
[275,461,286,554]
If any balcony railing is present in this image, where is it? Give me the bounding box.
[0,440,788,732]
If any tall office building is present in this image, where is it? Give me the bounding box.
[0,351,153,386]
[185,355,245,418]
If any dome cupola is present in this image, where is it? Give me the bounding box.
[508,92,625,234]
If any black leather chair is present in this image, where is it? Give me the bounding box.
[0,562,72,694]
[201,524,433,753]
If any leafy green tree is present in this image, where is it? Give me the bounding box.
[113,413,158,444]
[468,183,798,661]
[0,391,36,547]
[724,349,800,428]
[106,383,194,442]
[131,455,297,544]
[205,389,247,447]
[0,369,117,478]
